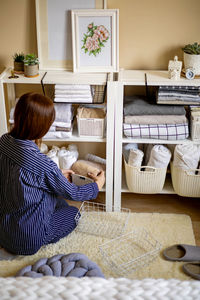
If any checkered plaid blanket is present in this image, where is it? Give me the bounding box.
[123,123,189,140]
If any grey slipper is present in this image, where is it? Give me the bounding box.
[163,244,200,262]
[183,263,200,280]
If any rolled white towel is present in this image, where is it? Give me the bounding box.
[58,149,77,170]
[123,143,138,163]
[40,143,48,154]
[147,145,171,169]
[173,144,200,174]
[128,149,144,167]
[47,149,59,168]
[51,145,60,153]
[85,153,106,165]
[68,144,79,160]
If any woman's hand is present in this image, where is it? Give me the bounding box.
[88,170,105,190]
[61,169,75,182]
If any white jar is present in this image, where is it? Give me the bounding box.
[184,52,200,75]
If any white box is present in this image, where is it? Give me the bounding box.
[77,116,105,138]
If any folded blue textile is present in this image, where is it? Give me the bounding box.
[16,253,105,278]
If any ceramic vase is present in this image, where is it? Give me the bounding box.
[184,52,200,75]
[14,61,24,73]
[24,64,39,77]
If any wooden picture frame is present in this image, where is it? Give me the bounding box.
[35,0,106,70]
[71,9,119,73]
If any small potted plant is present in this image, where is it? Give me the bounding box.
[13,52,25,73]
[24,53,39,77]
[182,42,200,76]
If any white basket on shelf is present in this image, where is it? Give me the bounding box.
[77,115,105,138]
[124,159,167,194]
[171,163,200,197]
[190,116,200,142]
[99,228,161,277]
[74,201,130,239]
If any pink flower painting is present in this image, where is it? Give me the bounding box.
[82,23,110,56]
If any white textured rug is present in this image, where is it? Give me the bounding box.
[0,213,195,280]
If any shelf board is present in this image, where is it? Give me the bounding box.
[1,67,46,84]
[43,70,108,85]
[43,128,106,143]
[121,170,175,194]
[118,70,146,85]
[146,70,200,86]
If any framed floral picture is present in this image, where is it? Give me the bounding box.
[71,9,119,72]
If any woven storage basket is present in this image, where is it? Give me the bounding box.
[190,118,200,142]
[77,116,105,138]
[91,85,106,103]
[124,159,167,194]
[171,162,200,197]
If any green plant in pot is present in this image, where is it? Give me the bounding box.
[24,53,39,77]
[13,52,25,73]
[182,42,200,76]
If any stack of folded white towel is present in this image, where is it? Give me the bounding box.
[123,143,172,170]
[40,143,79,170]
[173,144,200,175]
[54,84,93,103]
[43,103,74,139]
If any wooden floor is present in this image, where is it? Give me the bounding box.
[68,192,200,246]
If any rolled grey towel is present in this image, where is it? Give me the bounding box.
[16,253,104,278]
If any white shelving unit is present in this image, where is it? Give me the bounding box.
[1,68,200,212]
[114,69,200,211]
[0,68,115,211]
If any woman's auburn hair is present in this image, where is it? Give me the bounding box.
[10,92,55,140]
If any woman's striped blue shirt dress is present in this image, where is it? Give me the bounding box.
[0,133,99,255]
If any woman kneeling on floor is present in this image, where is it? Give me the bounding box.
[0,92,105,255]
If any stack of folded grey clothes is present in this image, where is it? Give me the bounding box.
[54,84,93,103]
[43,103,74,139]
[123,96,189,140]
[157,86,200,104]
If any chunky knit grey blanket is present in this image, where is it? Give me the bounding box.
[16,253,104,278]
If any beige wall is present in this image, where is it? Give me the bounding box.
[0,0,200,72]
[0,0,37,73]
[108,0,200,70]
